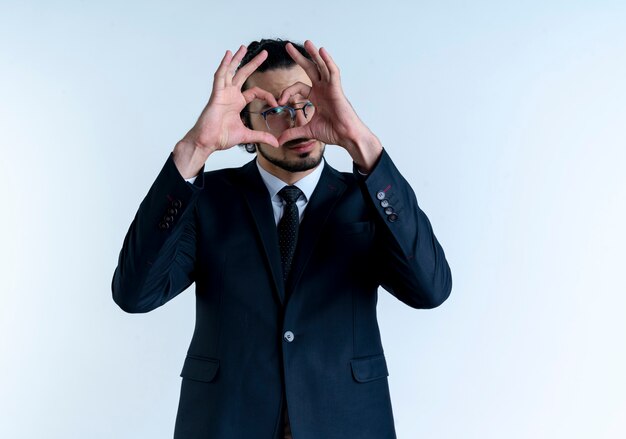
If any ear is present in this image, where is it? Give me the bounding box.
[244,143,258,153]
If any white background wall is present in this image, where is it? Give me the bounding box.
[1,0,625,437]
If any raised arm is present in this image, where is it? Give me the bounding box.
[279,40,452,308]
[359,150,452,309]
[112,45,278,313]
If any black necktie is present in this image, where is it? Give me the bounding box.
[277,185,303,283]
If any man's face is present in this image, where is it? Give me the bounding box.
[244,65,325,174]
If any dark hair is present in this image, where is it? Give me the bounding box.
[238,39,311,153]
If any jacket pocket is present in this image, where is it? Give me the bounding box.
[331,221,373,236]
[180,355,220,383]
[350,353,389,383]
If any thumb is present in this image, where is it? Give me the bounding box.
[243,128,279,148]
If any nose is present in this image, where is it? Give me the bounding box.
[293,108,308,127]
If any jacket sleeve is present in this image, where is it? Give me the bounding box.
[356,149,452,309]
[111,153,205,313]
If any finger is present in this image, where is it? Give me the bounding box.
[232,50,268,87]
[278,82,312,106]
[285,42,321,83]
[304,40,330,82]
[277,125,314,146]
[319,47,340,82]
[225,45,247,85]
[242,86,279,107]
[214,50,234,89]
[243,128,279,148]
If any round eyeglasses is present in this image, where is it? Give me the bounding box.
[245,102,315,133]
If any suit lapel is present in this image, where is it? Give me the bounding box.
[236,159,286,304]
[286,163,347,295]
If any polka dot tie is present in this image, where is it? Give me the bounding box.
[277,185,303,283]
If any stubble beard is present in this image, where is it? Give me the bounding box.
[257,141,325,173]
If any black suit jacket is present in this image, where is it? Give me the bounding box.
[112,148,452,439]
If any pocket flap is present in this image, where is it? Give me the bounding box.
[350,354,389,383]
[180,355,220,383]
[329,221,373,237]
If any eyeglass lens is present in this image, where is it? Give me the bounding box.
[265,103,314,132]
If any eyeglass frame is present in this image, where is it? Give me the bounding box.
[243,101,315,132]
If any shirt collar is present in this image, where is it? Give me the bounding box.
[256,158,325,203]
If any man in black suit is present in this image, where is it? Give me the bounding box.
[112,38,452,439]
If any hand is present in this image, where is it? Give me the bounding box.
[277,40,382,171]
[174,46,279,178]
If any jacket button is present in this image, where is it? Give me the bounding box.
[164,215,174,223]
[376,191,386,200]
[384,207,394,215]
[283,331,295,343]
[380,199,389,208]
[158,221,170,230]
[387,213,398,222]
[172,199,182,209]
[168,207,178,215]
